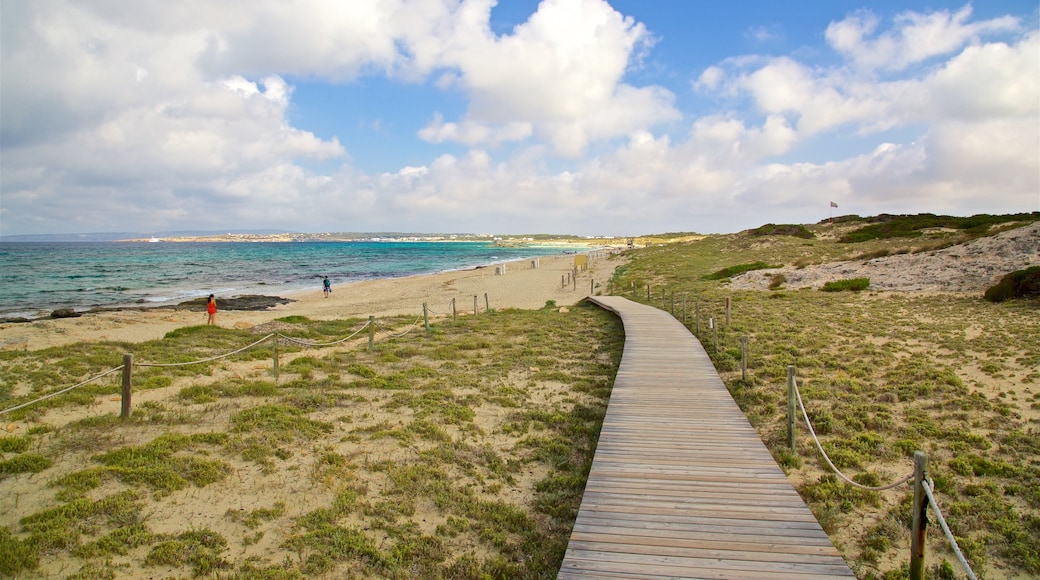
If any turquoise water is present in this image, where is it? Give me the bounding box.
[0,241,584,319]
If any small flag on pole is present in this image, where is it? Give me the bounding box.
[830,201,838,208]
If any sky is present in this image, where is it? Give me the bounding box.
[1,1,1038,237]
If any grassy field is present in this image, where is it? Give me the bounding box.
[611,219,1039,579]
[1,216,1037,579]
[0,305,624,578]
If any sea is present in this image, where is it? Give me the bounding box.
[0,240,590,320]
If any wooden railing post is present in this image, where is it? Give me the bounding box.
[695,303,700,335]
[423,303,430,333]
[726,296,731,326]
[120,353,133,418]
[484,293,489,312]
[741,335,748,381]
[474,295,478,315]
[272,334,279,382]
[452,299,457,321]
[711,317,717,354]
[787,366,797,450]
[910,451,929,580]
[368,316,375,350]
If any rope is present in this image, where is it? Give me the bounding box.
[794,378,914,491]
[136,334,276,367]
[0,366,125,416]
[375,315,423,339]
[277,322,369,347]
[922,479,978,580]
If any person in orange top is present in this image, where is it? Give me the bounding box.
[207,294,217,325]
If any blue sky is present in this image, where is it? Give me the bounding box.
[1,0,1037,237]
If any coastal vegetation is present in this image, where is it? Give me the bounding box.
[610,216,1040,578]
[0,304,623,578]
[1,213,1037,578]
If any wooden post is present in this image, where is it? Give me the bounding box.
[573,268,577,290]
[272,334,279,382]
[670,292,675,315]
[452,299,457,321]
[682,293,687,323]
[423,303,429,333]
[741,335,748,381]
[484,293,489,312]
[910,451,929,580]
[368,316,375,350]
[787,366,797,450]
[590,278,594,295]
[120,353,133,418]
[726,296,731,326]
[646,284,651,301]
[473,295,478,315]
[711,317,717,353]
[695,303,700,334]
[562,274,566,289]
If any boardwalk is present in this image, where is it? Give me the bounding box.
[559,296,855,579]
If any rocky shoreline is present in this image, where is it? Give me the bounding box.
[0,295,296,324]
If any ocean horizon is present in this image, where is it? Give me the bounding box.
[0,240,593,320]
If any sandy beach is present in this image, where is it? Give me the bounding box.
[0,251,623,351]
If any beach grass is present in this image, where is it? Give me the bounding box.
[0,303,623,578]
[611,221,1040,578]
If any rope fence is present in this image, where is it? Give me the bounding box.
[643,290,980,580]
[0,300,468,419]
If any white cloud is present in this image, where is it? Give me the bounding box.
[825,5,1020,71]
[420,0,680,155]
[0,1,1036,237]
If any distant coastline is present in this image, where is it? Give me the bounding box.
[115,233,614,245]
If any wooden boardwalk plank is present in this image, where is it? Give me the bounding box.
[558,296,854,579]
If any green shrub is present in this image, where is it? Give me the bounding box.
[703,262,782,280]
[749,224,815,239]
[821,278,870,292]
[984,266,1040,302]
[0,453,52,474]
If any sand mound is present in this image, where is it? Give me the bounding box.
[728,221,1040,293]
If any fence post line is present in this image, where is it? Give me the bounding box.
[910,451,930,580]
[726,296,731,326]
[368,316,375,350]
[741,335,748,381]
[423,303,430,333]
[787,366,797,450]
[272,334,279,382]
[120,353,133,418]
[484,293,489,312]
